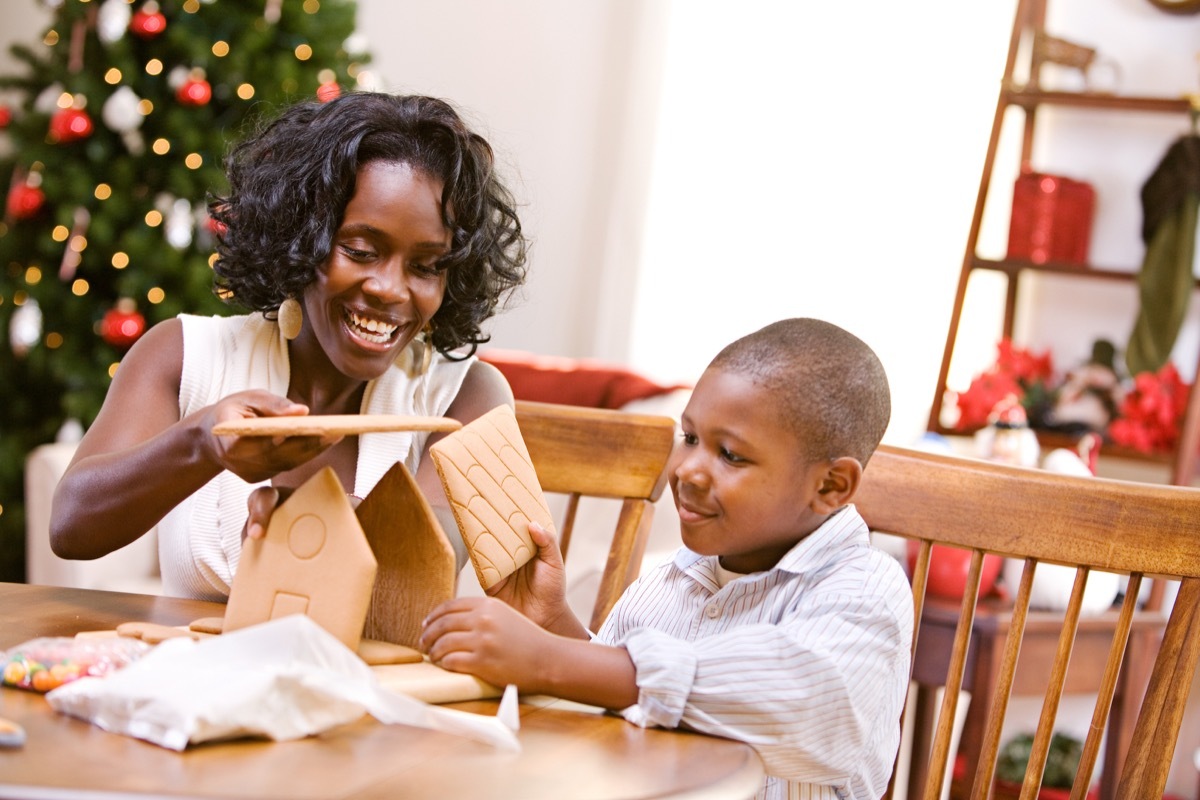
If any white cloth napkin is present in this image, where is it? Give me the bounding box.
[46,614,519,752]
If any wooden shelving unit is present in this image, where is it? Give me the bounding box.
[927,0,1200,484]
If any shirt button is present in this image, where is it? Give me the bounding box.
[705,604,720,619]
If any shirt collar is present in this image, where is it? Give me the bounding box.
[672,504,870,580]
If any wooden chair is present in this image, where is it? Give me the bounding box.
[854,444,1200,800]
[514,400,677,631]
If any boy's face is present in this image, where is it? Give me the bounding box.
[669,367,834,574]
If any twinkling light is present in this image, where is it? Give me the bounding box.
[57,93,74,109]
[185,153,203,169]
[237,83,255,100]
[145,210,163,227]
[43,30,59,46]
[212,41,229,57]
[138,99,154,115]
[71,279,89,296]
[25,266,42,285]
[45,332,63,349]
[95,184,112,200]
[146,58,163,76]
[52,226,69,242]
[70,235,87,253]
[294,44,313,61]
[303,0,320,12]
[183,0,201,12]
[105,68,122,84]
[112,252,130,269]
[152,138,170,155]
[108,363,119,378]
[147,287,166,304]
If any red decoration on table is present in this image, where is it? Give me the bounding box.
[100,300,146,349]
[49,107,94,143]
[130,6,167,39]
[176,77,212,107]
[6,183,45,220]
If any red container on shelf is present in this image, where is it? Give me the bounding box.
[1006,170,1095,265]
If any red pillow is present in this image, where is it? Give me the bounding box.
[479,349,688,410]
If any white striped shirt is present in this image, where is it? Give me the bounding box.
[596,505,913,800]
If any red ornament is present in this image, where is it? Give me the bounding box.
[176,78,212,107]
[100,301,146,349]
[130,8,167,39]
[6,183,45,220]
[317,82,341,103]
[0,105,11,128]
[49,107,94,143]
[907,540,1004,601]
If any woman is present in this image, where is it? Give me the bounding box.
[49,92,528,600]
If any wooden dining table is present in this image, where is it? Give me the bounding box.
[0,582,764,800]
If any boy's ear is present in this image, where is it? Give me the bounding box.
[810,456,863,515]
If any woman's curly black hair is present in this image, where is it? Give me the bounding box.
[208,92,528,356]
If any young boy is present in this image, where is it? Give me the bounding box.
[420,318,914,800]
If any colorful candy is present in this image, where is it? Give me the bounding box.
[1,637,150,693]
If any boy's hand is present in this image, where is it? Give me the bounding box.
[486,521,584,636]
[420,597,552,690]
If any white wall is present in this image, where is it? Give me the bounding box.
[5,1,1196,450]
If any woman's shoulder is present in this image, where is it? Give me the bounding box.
[177,311,260,335]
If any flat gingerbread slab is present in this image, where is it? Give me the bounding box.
[429,404,555,590]
[212,414,461,438]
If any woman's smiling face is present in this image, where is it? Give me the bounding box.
[299,160,449,381]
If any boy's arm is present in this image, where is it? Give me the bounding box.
[605,556,914,791]
[420,596,639,710]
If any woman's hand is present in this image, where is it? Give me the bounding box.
[485,522,586,637]
[202,390,340,484]
[420,597,554,690]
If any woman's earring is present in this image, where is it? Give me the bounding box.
[278,297,302,341]
[401,325,435,377]
[417,326,434,375]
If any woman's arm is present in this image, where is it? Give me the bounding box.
[49,319,326,559]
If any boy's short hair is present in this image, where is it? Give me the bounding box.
[709,318,891,465]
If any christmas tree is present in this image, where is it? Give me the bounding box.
[0,0,372,582]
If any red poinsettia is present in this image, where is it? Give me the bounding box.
[1107,362,1190,454]
[954,339,1055,431]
